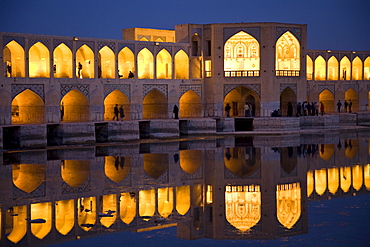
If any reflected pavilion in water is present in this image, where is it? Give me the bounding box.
[0,130,369,246]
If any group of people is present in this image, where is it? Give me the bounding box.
[113,104,125,121]
[224,103,253,118]
[336,99,352,113]
[296,101,323,116]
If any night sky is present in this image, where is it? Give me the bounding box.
[0,0,369,51]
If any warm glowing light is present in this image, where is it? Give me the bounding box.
[143,90,168,119]
[315,169,327,195]
[3,40,25,77]
[156,49,172,79]
[352,165,363,191]
[12,164,45,193]
[340,167,352,193]
[29,42,50,78]
[11,89,45,124]
[31,202,52,239]
[176,185,190,215]
[55,199,74,235]
[276,31,300,71]
[76,44,94,78]
[174,49,189,79]
[139,189,155,218]
[327,56,339,80]
[328,167,339,195]
[99,46,115,79]
[307,170,314,197]
[179,90,202,118]
[53,43,72,78]
[340,56,351,80]
[137,48,154,79]
[100,194,117,228]
[120,192,136,224]
[61,160,90,187]
[78,197,97,231]
[157,187,174,218]
[276,183,301,229]
[6,205,27,243]
[104,156,130,182]
[60,89,90,122]
[314,55,326,80]
[179,150,202,174]
[306,55,313,80]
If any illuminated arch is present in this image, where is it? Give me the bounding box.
[340,166,352,193]
[156,49,172,79]
[143,89,168,119]
[176,185,190,215]
[139,189,155,218]
[307,170,314,197]
[224,31,260,74]
[137,48,154,79]
[327,56,339,80]
[104,156,130,183]
[319,144,335,161]
[3,40,25,77]
[174,50,189,79]
[76,44,94,78]
[319,90,335,113]
[29,42,50,78]
[61,89,90,122]
[224,147,259,177]
[364,57,370,80]
[31,202,52,239]
[345,88,357,112]
[340,56,351,80]
[61,160,90,188]
[53,43,72,78]
[6,205,27,244]
[98,46,115,79]
[104,89,130,120]
[55,199,74,235]
[179,90,202,118]
[314,55,326,80]
[328,167,339,195]
[78,197,96,231]
[276,183,301,229]
[143,153,168,178]
[280,87,296,117]
[12,164,45,193]
[100,194,117,228]
[180,150,202,174]
[315,169,327,195]
[12,89,45,124]
[352,165,363,191]
[118,47,134,79]
[344,139,358,159]
[157,187,173,218]
[225,185,261,232]
[364,164,370,191]
[352,56,362,80]
[120,192,136,225]
[275,31,300,71]
[224,86,261,117]
[306,55,313,80]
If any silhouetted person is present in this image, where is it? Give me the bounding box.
[78,62,82,78]
[296,102,302,117]
[6,63,11,77]
[173,153,179,163]
[128,71,134,79]
[173,104,179,119]
[287,102,293,117]
[225,103,231,117]
[60,102,64,121]
[118,70,123,78]
[320,102,325,115]
[348,99,352,113]
[119,105,125,120]
[54,64,56,73]
[113,104,119,121]
[344,100,348,112]
[337,100,342,113]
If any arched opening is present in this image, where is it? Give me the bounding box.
[143,89,167,119]
[100,194,117,228]
[143,153,168,179]
[319,89,335,113]
[315,169,327,195]
[314,55,326,80]
[76,44,94,78]
[307,170,314,197]
[53,43,72,78]
[174,50,189,79]
[276,183,301,229]
[12,164,45,193]
[29,42,50,78]
[306,55,313,80]
[98,46,115,79]
[352,56,362,80]
[118,47,135,79]
[3,40,25,77]
[6,205,27,244]
[352,165,363,191]
[224,147,260,178]
[157,187,173,218]
[78,197,96,231]
[344,139,358,159]
[61,89,89,122]
[137,48,154,79]
[61,160,90,188]
[327,56,339,80]
[328,167,339,195]
[120,192,136,225]
[104,89,130,120]
[30,202,52,239]
[224,31,260,77]
[139,189,155,218]
[319,144,335,161]
[104,156,130,183]
[224,86,260,117]
[280,87,297,117]
[156,49,172,79]
[12,89,45,124]
[179,150,202,174]
[275,31,300,76]
[344,89,358,112]
[176,185,190,215]
[364,57,370,80]
[179,90,202,118]
[340,56,351,80]
[280,147,297,173]
[340,166,351,193]
[55,199,74,235]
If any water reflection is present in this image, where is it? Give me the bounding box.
[1,131,370,246]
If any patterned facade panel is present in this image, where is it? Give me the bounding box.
[104,84,130,99]
[224,84,261,97]
[280,84,297,95]
[143,84,168,98]
[276,27,302,41]
[62,179,91,194]
[28,38,49,47]
[223,27,261,42]
[60,84,89,98]
[12,84,45,100]
[317,84,335,95]
[76,41,94,50]
[343,84,358,93]
[97,41,116,52]
[137,44,154,53]
[53,39,73,50]
[180,84,202,98]
[173,46,189,55]
[3,36,25,48]
[118,43,135,52]
[156,46,171,55]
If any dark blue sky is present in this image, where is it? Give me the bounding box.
[1,0,369,51]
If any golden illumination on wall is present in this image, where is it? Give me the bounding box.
[6,205,27,244]
[179,90,202,118]
[224,31,260,73]
[179,150,202,174]
[319,90,335,113]
[306,55,313,80]
[314,55,326,80]
[365,164,370,191]
[143,90,168,119]
[225,185,261,232]
[78,197,96,231]
[12,89,45,124]
[29,42,50,78]
[118,47,135,79]
[276,183,301,229]
[352,165,363,191]
[60,89,90,122]
[314,169,327,195]
[340,56,351,80]
[61,160,90,188]
[340,167,352,193]
[156,49,172,79]
[176,185,190,215]
[157,187,173,218]
[224,147,259,178]
[344,139,358,159]
[55,199,74,235]
[352,57,363,80]
[120,192,136,224]
[319,144,335,161]
[307,170,314,197]
[104,156,130,183]
[174,50,189,79]
[100,194,117,228]
[139,189,155,219]
[98,46,115,79]
[12,164,45,193]
[53,43,72,78]
[137,48,154,79]
[206,185,213,204]
[364,57,370,80]
[104,89,130,121]
[327,56,339,80]
[30,202,52,239]
[328,167,339,195]
[76,44,94,78]
[275,31,300,71]
[3,40,25,77]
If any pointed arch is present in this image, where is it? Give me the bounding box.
[314,55,326,80]
[53,43,72,78]
[137,48,154,79]
[364,57,370,80]
[174,50,189,79]
[12,164,45,193]
[352,56,362,80]
[306,55,313,80]
[340,56,351,80]
[280,87,297,117]
[6,205,27,244]
[120,192,136,225]
[328,167,339,195]
[319,89,335,113]
[29,42,50,78]
[180,150,202,174]
[76,44,94,78]
[179,90,202,118]
[315,169,327,195]
[176,185,190,215]
[143,89,167,119]
[104,156,130,183]
[224,86,261,117]
[12,89,45,124]
[100,194,117,228]
[327,56,339,80]
[98,46,115,79]
[30,202,52,239]
[139,189,155,218]
[61,160,90,187]
[157,187,173,218]
[61,89,89,122]
[3,40,25,77]
[55,199,74,235]
[118,47,135,79]
[156,49,172,79]
[276,183,301,229]
[345,89,358,112]
[104,89,130,120]
[78,197,96,231]
[275,31,300,73]
[143,153,168,178]
[224,147,259,177]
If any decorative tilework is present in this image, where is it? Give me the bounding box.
[104,84,130,99]
[13,182,45,199]
[28,38,49,47]
[53,39,72,49]
[180,84,202,98]
[343,84,358,93]
[12,84,44,100]
[137,44,154,53]
[280,84,297,94]
[97,41,116,51]
[224,165,261,179]
[143,84,168,98]
[224,84,261,97]
[276,27,302,41]
[118,43,135,52]
[60,84,89,98]
[318,84,335,94]
[173,46,189,55]
[62,179,91,194]
[181,167,203,180]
